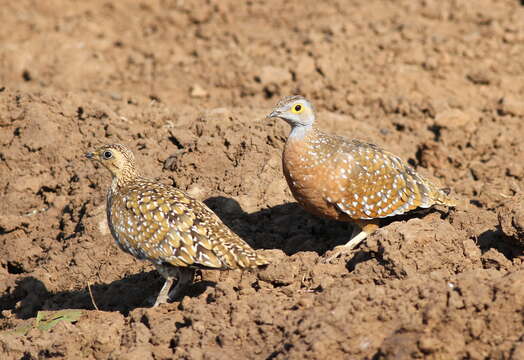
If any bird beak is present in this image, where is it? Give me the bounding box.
[267,110,280,119]
[85,151,95,159]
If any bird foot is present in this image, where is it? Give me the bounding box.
[322,245,354,263]
[150,293,170,307]
[148,292,183,307]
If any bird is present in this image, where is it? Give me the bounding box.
[86,144,268,306]
[267,95,456,261]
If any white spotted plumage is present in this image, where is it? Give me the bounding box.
[268,95,456,260]
[88,143,268,306]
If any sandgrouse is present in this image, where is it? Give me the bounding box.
[267,96,456,261]
[86,144,268,306]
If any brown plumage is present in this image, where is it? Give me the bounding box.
[86,144,268,306]
[268,96,456,261]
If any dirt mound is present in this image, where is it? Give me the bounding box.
[1,0,524,359]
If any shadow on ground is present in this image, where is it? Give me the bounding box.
[3,198,501,322]
[204,196,351,256]
[204,196,458,257]
[0,272,215,319]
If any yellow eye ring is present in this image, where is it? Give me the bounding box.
[291,104,304,114]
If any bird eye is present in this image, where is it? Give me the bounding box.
[102,150,113,160]
[292,104,304,114]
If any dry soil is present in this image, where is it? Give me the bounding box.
[1,0,524,359]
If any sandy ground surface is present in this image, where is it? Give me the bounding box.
[1,0,524,358]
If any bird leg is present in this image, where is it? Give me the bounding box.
[152,265,194,307]
[167,268,195,301]
[153,277,175,307]
[324,220,379,262]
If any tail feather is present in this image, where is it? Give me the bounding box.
[231,241,269,268]
[211,232,269,269]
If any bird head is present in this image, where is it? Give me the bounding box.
[86,144,138,181]
[267,95,316,127]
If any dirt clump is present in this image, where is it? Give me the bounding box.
[499,194,524,247]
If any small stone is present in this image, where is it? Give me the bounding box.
[434,109,475,128]
[190,84,208,98]
[467,71,492,85]
[109,92,122,101]
[1,310,14,318]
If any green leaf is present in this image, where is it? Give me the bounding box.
[35,310,83,331]
[1,324,32,337]
[0,309,83,337]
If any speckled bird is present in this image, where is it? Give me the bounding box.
[267,96,456,261]
[86,144,268,306]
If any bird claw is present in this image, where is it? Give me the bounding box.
[322,245,353,263]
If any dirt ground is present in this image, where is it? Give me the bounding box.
[1,0,524,358]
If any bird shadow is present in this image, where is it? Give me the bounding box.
[477,226,522,260]
[0,199,457,321]
[203,196,449,258]
[203,196,349,257]
[0,271,215,320]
